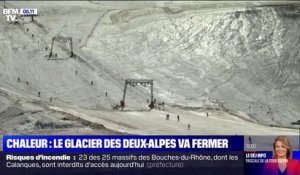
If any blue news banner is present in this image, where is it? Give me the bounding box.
[0,135,244,175]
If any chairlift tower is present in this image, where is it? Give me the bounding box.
[49,36,73,58]
[19,14,37,22]
[24,14,35,22]
[121,79,154,109]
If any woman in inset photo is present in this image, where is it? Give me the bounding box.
[262,136,300,175]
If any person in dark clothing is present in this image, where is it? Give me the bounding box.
[91,81,93,86]
[17,77,20,82]
[177,115,180,122]
[38,92,41,97]
[188,124,191,130]
[166,114,169,120]
[149,101,154,109]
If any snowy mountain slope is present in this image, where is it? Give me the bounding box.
[50,104,298,135]
[84,3,300,127]
[0,1,300,139]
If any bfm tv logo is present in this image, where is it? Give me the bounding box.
[2,8,38,22]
